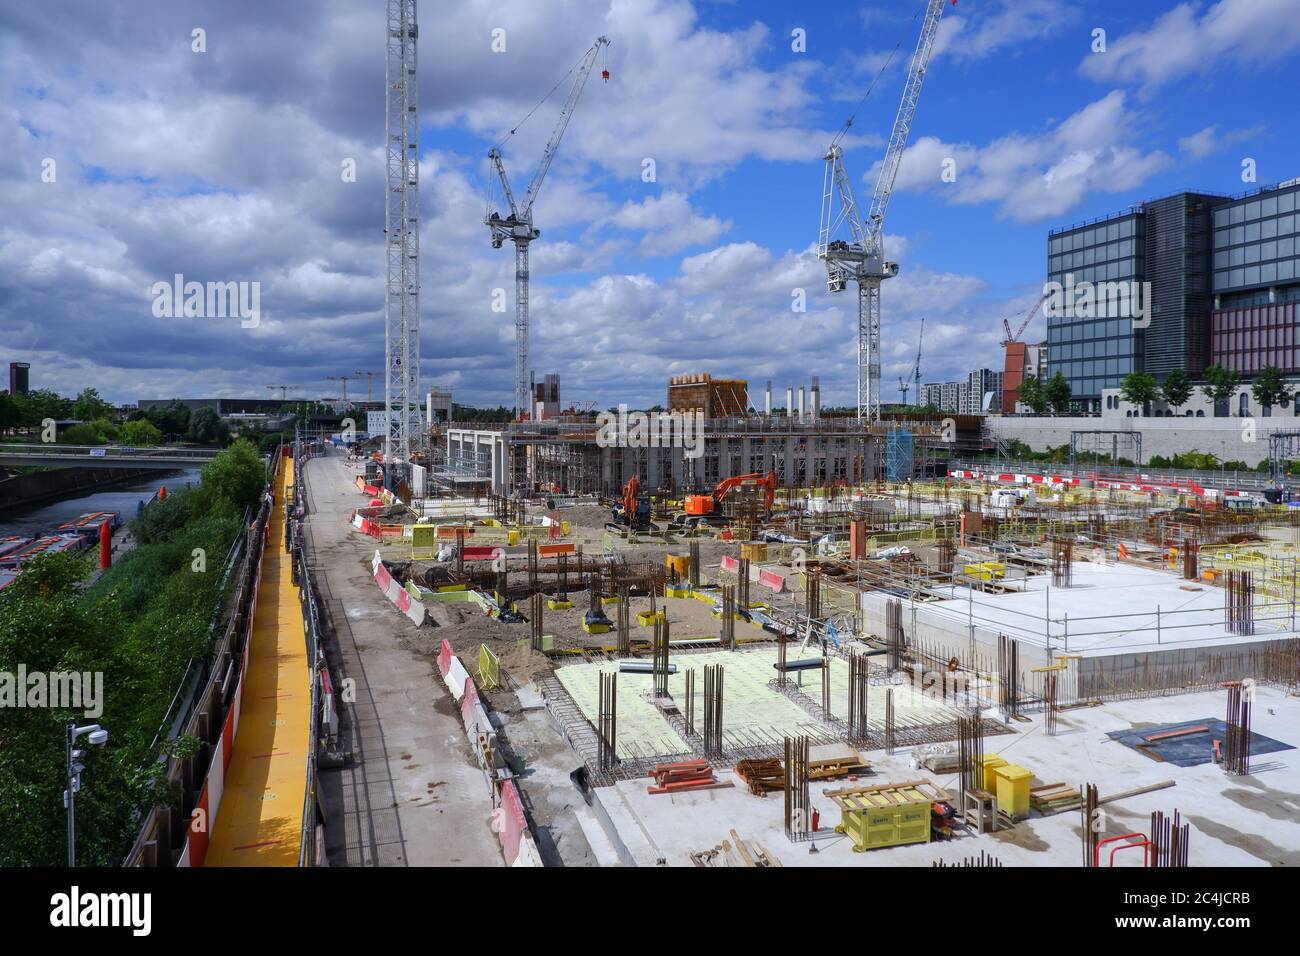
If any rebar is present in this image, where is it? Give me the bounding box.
[1224,680,1252,775]
[783,734,810,839]
[847,650,869,744]
[703,664,724,757]
[597,671,617,772]
[1150,809,1190,867]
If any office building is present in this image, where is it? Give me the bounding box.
[1046,178,1300,412]
[8,362,30,396]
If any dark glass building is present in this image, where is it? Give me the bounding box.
[1045,179,1300,412]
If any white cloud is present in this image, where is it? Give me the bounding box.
[1078,0,1300,90]
[610,191,731,256]
[933,0,1079,63]
[879,91,1173,223]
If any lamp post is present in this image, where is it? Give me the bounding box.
[65,722,108,866]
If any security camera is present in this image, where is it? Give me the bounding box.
[88,729,109,746]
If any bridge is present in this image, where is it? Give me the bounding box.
[0,443,222,469]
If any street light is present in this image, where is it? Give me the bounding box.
[65,722,108,866]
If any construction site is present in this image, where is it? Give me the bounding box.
[347,0,1300,870]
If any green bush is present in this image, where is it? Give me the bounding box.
[0,439,268,865]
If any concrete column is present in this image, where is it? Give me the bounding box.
[765,381,772,416]
[798,386,805,421]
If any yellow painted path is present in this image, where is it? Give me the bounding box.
[205,457,310,866]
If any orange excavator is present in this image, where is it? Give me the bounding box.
[675,472,776,527]
[607,475,658,532]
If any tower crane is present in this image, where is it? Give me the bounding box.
[817,0,951,422]
[1001,290,1049,345]
[486,36,610,421]
[898,316,925,405]
[326,375,351,403]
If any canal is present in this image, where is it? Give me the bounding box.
[0,467,204,538]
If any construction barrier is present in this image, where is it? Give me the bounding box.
[477,644,501,690]
[434,639,541,867]
[372,550,427,626]
[495,780,529,866]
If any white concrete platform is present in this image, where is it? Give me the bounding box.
[919,560,1297,657]
[601,684,1300,867]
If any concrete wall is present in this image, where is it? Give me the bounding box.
[986,415,1288,466]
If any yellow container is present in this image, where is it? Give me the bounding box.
[994,765,1033,819]
[975,755,1008,792]
[833,791,933,851]
[666,553,691,578]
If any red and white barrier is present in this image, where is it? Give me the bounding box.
[434,639,541,867]
[372,550,427,626]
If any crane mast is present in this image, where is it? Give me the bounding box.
[384,0,420,471]
[487,36,610,420]
[817,0,949,423]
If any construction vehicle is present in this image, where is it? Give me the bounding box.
[608,476,657,532]
[674,472,776,528]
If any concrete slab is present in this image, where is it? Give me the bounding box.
[600,684,1300,867]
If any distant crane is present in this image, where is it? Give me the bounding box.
[486,36,610,420]
[265,385,295,402]
[1001,291,1050,345]
[898,316,925,405]
[355,370,377,403]
[817,0,951,422]
[326,375,351,403]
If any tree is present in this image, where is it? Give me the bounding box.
[59,422,106,445]
[1120,371,1159,412]
[1017,376,1048,416]
[196,439,265,514]
[1250,365,1292,417]
[120,419,163,446]
[145,400,191,438]
[1161,368,1193,411]
[0,391,18,432]
[1044,371,1073,416]
[1201,365,1239,415]
[186,407,230,446]
[14,389,71,428]
[73,387,113,422]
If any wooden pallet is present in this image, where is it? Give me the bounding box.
[1029,782,1081,815]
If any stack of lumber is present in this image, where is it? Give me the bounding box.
[1030,782,1081,815]
[735,758,784,795]
[647,759,734,795]
[808,743,870,780]
[690,829,784,867]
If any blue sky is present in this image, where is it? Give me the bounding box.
[2,0,1298,409]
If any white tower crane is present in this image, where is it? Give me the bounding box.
[384,0,420,472]
[486,36,610,421]
[818,0,950,423]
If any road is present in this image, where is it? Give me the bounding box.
[302,446,503,867]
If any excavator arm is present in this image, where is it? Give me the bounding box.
[713,471,776,512]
